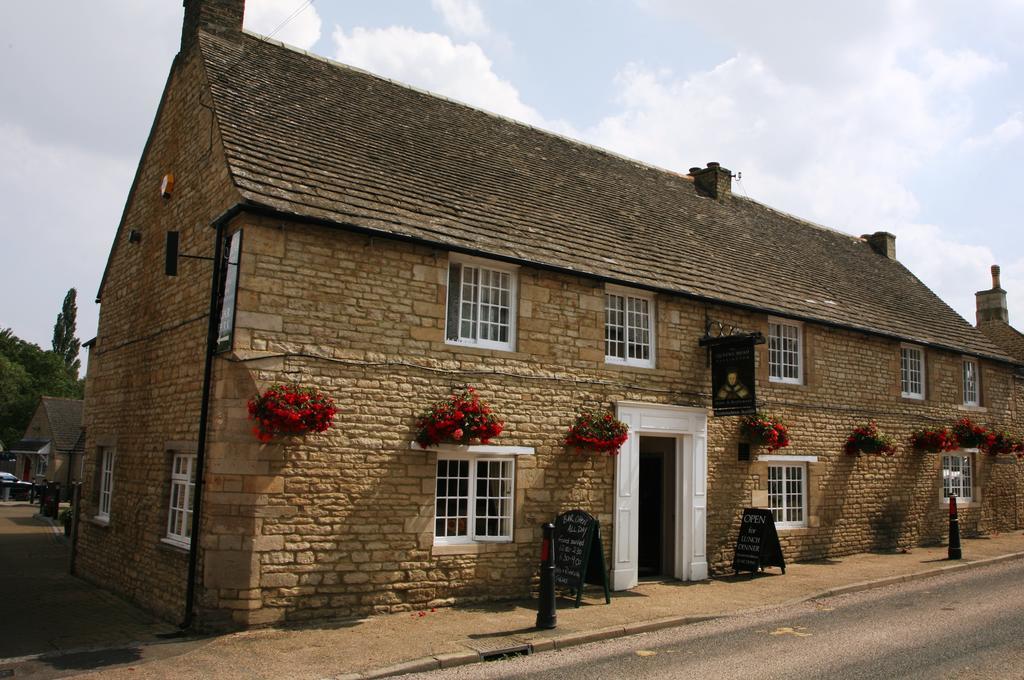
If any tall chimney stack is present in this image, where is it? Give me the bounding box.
[181,0,245,53]
[689,162,732,200]
[862,231,897,259]
[976,264,1009,324]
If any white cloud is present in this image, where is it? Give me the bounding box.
[431,0,489,37]
[332,25,570,133]
[0,124,132,355]
[586,2,1017,325]
[962,111,1024,150]
[244,0,322,50]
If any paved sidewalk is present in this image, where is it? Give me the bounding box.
[56,530,1024,680]
[0,502,179,674]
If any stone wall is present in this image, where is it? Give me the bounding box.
[193,216,1024,626]
[76,42,240,623]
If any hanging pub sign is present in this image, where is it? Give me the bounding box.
[709,336,758,417]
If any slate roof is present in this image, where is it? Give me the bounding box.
[39,397,84,454]
[10,439,49,454]
[979,322,1024,366]
[197,30,1014,363]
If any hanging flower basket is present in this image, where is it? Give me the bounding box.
[909,427,958,453]
[248,384,338,443]
[844,421,895,456]
[952,417,988,449]
[414,386,504,448]
[565,410,629,455]
[742,414,790,452]
[980,430,1023,456]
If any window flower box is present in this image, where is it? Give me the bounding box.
[909,427,957,453]
[415,386,504,448]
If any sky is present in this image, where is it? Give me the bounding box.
[1,0,1022,369]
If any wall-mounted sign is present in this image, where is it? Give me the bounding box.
[710,337,757,416]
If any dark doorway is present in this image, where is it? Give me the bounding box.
[638,436,676,578]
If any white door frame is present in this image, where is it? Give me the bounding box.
[612,402,708,590]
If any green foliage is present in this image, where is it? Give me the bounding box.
[51,288,81,380]
[0,328,83,448]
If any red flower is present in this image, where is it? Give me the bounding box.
[743,414,790,452]
[565,409,628,455]
[247,384,337,442]
[415,387,505,448]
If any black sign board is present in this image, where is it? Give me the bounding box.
[732,508,786,574]
[553,510,611,607]
[710,337,757,416]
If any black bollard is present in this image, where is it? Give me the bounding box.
[536,522,557,629]
[948,494,962,560]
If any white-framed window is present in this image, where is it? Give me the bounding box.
[768,319,802,384]
[900,344,925,399]
[942,452,973,503]
[767,463,807,529]
[604,287,655,368]
[166,453,197,547]
[34,455,48,477]
[445,256,517,351]
[435,455,514,544]
[97,448,114,521]
[962,359,979,406]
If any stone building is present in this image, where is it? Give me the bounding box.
[10,396,84,493]
[77,0,1024,629]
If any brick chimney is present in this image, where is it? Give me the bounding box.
[181,0,245,52]
[976,264,1009,324]
[688,162,732,200]
[862,231,896,259]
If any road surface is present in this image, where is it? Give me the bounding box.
[412,558,1024,679]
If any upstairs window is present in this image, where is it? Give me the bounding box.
[605,288,655,368]
[768,320,802,384]
[445,257,517,352]
[900,345,925,399]
[962,359,979,406]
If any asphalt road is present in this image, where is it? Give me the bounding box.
[412,559,1024,680]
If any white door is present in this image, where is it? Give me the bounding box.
[612,402,708,590]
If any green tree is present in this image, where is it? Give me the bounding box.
[0,328,83,448]
[51,288,81,379]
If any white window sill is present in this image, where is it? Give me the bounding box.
[410,442,534,455]
[901,392,925,400]
[88,515,110,527]
[160,537,191,552]
[604,357,656,370]
[444,339,516,353]
[958,404,986,412]
[768,377,802,385]
[757,455,819,463]
[776,524,808,531]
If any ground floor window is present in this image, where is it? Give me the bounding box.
[97,448,115,521]
[34,454,48,477]
[435,456,514,544]
[942,453,973,502]
[767,463,807,528]
[166,453,197,547]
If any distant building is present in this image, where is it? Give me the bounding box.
[77,0,1024,629]
[10,396,84,495]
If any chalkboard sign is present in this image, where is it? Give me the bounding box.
[553,510,611,607]
[732,508,786,574]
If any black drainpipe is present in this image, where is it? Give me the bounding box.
[180,208,235,630]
